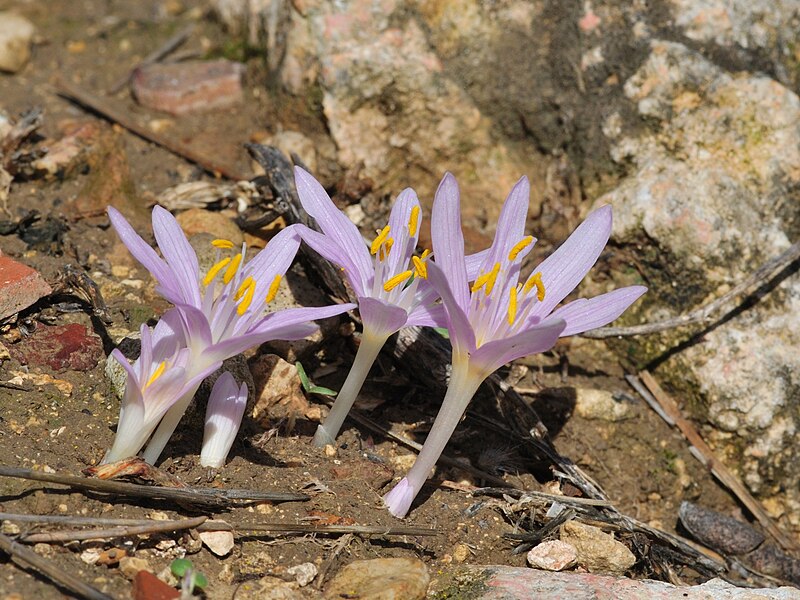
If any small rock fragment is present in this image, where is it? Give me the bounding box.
[119,556,152,580]
[0,13,35,73]
[526,540,578,571]
[199,527,235,557]
[132,59,244,115]
[178,209,245,247]
[234,576,303,600]
[559,520,636,575]
[287,562,317,587]
[324,557,429,600]
[132,570,180,600]
[0,255,51,321]
[8,323,103,372]
[249,354,311,432]
[574,388,635,421]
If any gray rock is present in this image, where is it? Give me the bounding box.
[0,13,35,73]
[324,557,429,600]
[440,567,800,599]
[598,40,800,514]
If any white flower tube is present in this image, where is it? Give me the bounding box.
[200,372,247,468]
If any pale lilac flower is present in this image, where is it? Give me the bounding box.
[200,372,248,468]
[384,173,647,517]
[106,206,354,463]
[293,167,487,447]
[104,312,221,463]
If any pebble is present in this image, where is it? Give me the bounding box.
[574,388,635,422]
[559,521,636,575]
[0,254,51,321]
[249,354,311,433]
[0,12,35,73]
[119,556,152,580]
[324,557,429,600]
[132,59,244,115]
[287,562,317,586]
[177,208,245,248]
[199,527,235,557]
[526,540,578,571]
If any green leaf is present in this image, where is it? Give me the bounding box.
[295,361,311,392]
[170,558,192,578]
[191,571,208,590]
[433,327,450,339]
[309,385,337,397]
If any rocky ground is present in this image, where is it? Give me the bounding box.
[0,0,798,599]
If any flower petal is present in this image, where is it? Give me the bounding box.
[294,167,372,282]
[151,206,202,307]
[358,296,409,338]
[170,304,214,350]
[478,176,530,275]
[470,318,565,378]
[384,477,416,518]
[201,373,247,468]
[244,224,302,311]
[405,303,447,328]
[549,285,647,336]
[385,188,421,276]
[108,206,173,289]
[528,205,613,320]
[297,225,367,296]
[464,249,490,280]
[426,262,476,358]
[431,173,470,311]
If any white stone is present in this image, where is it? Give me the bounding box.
[0,13,35,73]
[199,527,235,557]
[526,540,578,571]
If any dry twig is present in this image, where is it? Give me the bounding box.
[19,516,207,544]
[583,241,800,339]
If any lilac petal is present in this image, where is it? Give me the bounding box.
[549,286,647,336]
[385,188,420,276]
[294,167,373,280]
[170,304,214,349]
[153,309,186,357]
[426,262,476,358]
[151,206,202,307]
[201,373,247,468]
[108,207,172,288]
[528,205,613,320]
[470,318,566,378]
[244,225,302,307]
[405,303,448,328]
[384,477,416,518]
[478,176,530,274]
[111,348,140,391]
[141,366,193,421]
[431,173,470,311]
[358,296,409,337]
[464,249,490,280]
[297,225,367,296]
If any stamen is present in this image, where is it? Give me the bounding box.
[237,280,256,315]
[145,361,166,388]
[265,275,282,303]
[408,206,420,236]
[507,286,518,326]
[412,256,427,279]
[523,271,546,301]
[420,248,430,260]
[370,225,391,255]
[471,262,501,295]
[212,239,235,249]
[508,236,534,261]
[222,253,242,284]
[379,238,394,261]
[383,270,413,292]
[234,276,255,301]
[202,257,232,286]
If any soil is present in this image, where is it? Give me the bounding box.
[0,1,751,598]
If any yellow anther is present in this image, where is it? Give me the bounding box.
[420,248,430,260]
[383,270,413,292]
[211,239,235,249]
[379,237,394,261]
[234,276,255,301]
[508,236,534,261]
[412,255,427,279]
[222,253,242,284]
[202,257,232,286]
[471,262,500,295]
[237,281,256,315]
[370,225,391,255]
[408,205,420,236]
[507,286,518,326]
[265,275,282,303]
[523,271,546,302]
[145,361,166,388]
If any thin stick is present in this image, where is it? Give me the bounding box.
[637,370,798,552]
[0,466,308,508]
[198,521,436,537]
[53,77,251,181]
[472,487,615,507]
[583,241,800,338]
[107,24,194,94]
[19,516,207,543]
[0,533,113,600]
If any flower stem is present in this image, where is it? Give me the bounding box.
[386,357,483,517]
[312,331,388,447]
[141,388,198,465]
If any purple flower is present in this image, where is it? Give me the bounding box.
[384,173,646,517]
[106,206,355,463]
[293,167,487,447]
[200,372,248,468]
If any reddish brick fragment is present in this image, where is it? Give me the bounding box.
[133,570,179,600]
[132,59,244,115]
[9,323,103,372]
[0,254,51,320]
